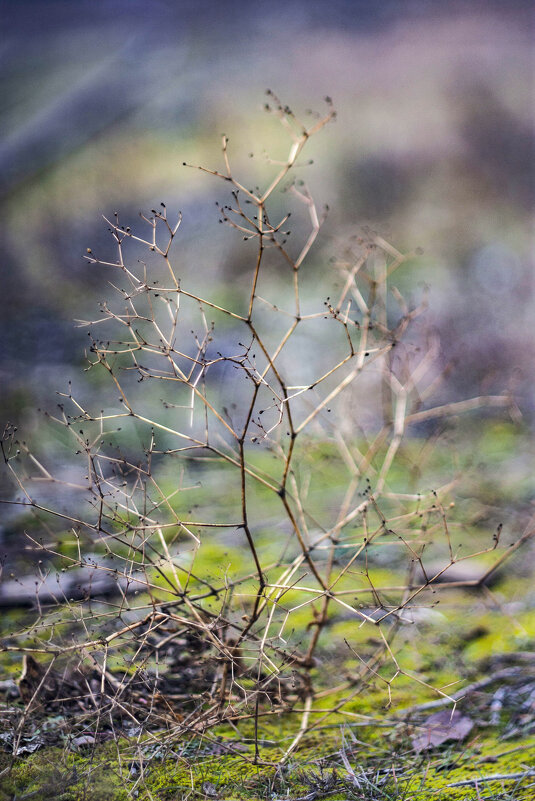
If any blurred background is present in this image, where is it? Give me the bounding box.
[1,0,533,441]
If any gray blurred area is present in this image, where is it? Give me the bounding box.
[0,0,533,438]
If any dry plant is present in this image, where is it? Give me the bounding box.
[0,94,527,771]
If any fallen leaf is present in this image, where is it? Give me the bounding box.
[411,709,474,752]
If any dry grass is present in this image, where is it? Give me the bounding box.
[0,95,530,780]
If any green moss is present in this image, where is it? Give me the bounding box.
[395,734,535,801]
[463,608,535,663]
[2,714,534,801]
[2,422,533,799]
[0,746,129,801]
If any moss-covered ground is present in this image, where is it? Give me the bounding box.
[1,575,534,800]
[1,715,534,800]
[1,422,533,799]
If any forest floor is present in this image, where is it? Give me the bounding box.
[1,574,534,801]
[1,423,534,800]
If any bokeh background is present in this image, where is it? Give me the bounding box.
[1,0,534,445]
